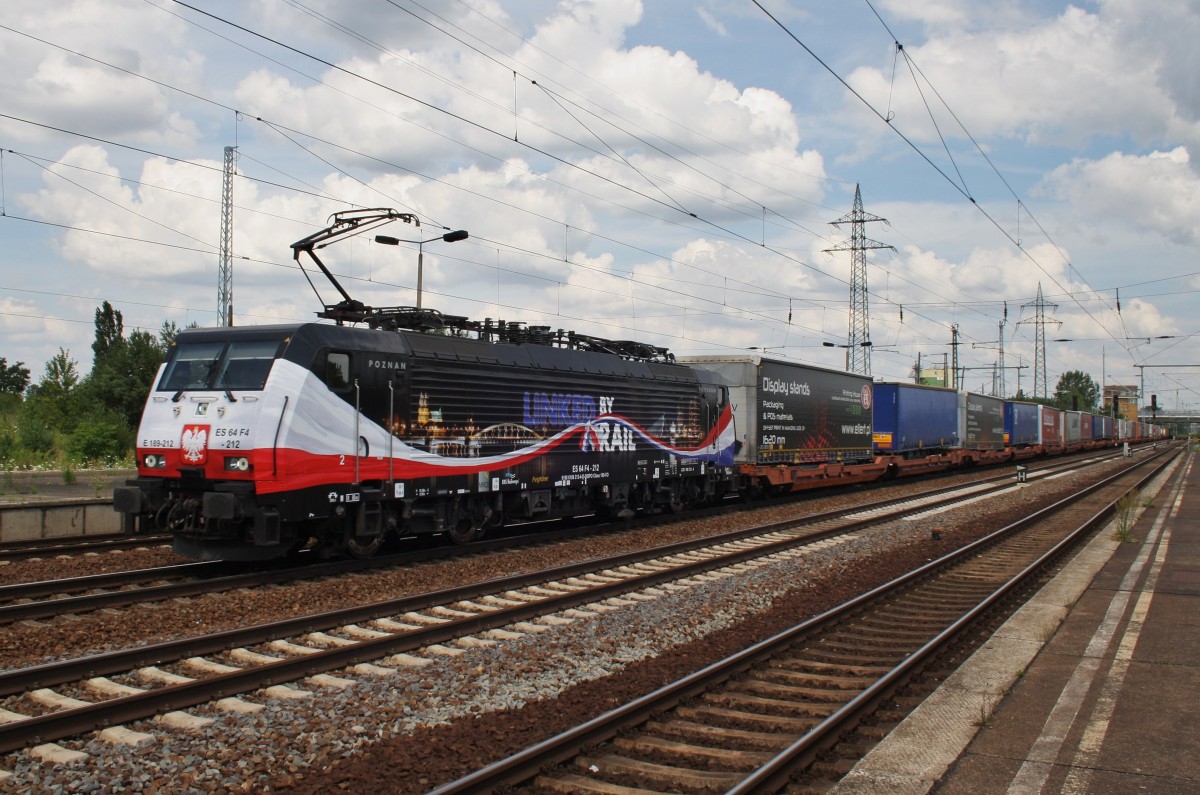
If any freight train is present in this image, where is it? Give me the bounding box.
[112,210,1166,561]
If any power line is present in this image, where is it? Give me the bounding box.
[3,8,1064,372]
[753,1,1132,354]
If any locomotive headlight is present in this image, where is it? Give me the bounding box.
[143,454,166,468]
[224,456,251,472]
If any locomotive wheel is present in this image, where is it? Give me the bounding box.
[447,519,477,545]
[157,500,190,533]
[347,532,384,558]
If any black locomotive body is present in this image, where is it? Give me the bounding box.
[115,322,736,560]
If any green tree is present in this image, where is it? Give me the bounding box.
[92,301,124,367]
[159,320,199,350]
[0,358,30,395]
[22,348,82,440]
[33,348,81,400]
[82,328,166,428]
[1053,370,1100,412]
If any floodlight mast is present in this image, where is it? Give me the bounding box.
[290,208,418,322]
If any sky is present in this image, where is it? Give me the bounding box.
[2,0,1198,412]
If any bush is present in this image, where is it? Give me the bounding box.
[0,425,16,463]
[0,393,21,416]
[68,417,132,465]
[17,414,54,453]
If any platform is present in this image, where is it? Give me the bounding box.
[832,447,1198,794]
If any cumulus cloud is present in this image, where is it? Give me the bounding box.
[0,0,207,148]
[850,1,1200,150]
[1042,147,1200,246]
[2,0,1197,393]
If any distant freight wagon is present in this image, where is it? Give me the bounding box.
[960,392,1006,452]
[1005,401,1041,447]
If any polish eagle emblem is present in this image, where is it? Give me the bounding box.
[180,424,209,465]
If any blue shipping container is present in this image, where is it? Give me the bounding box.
[1004,401,1040,447]
[873,383,959,453]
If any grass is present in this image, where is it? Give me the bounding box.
[1113,489,1140,543]
[973,699,994,728]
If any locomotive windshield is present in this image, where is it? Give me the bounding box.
[158,338,282,394]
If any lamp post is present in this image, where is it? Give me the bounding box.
[823,340,871,371]
[375,226,469,309]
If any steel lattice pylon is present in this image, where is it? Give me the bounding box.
[217,145,236,327]
[825,184,892,376]
[1018,282,1060,399]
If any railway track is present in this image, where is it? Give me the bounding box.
[423,446,1178,794]
[0,449,1124,572]
[0,451,1116,625]
[0,532,173,563]
[0,450,1136,759]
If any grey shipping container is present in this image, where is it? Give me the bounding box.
[679,355,874,465]
[1064,410,1082,445]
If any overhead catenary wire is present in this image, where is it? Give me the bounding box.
[0,19,825,309]
[0,3,1108,384]
[156,1,992,339]
[753,0,1134,359]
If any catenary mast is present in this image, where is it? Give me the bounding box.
[218,145,236,327]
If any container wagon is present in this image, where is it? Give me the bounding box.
[679,355,879,494]
[1079,413,1093,446]
[1038,405,1064,451]
[1005,401,1041,448]
[872,383,959,455]
[1064,410,1083,447]
[960,392,1006,453]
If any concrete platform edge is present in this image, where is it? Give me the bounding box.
[828,453,1185,795]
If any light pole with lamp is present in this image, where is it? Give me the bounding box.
[823,340,871,371]
[375,225,469,309]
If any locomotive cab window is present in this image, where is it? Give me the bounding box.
[214,339,280,391]
[159,341,226,392]
[158,338,283,393]
[325,352,351,392]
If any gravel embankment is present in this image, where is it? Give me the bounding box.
[0,461,1126,793]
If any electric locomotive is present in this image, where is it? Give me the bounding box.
[114,210,737,560]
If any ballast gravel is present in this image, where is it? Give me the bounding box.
[0,458,1135,793]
